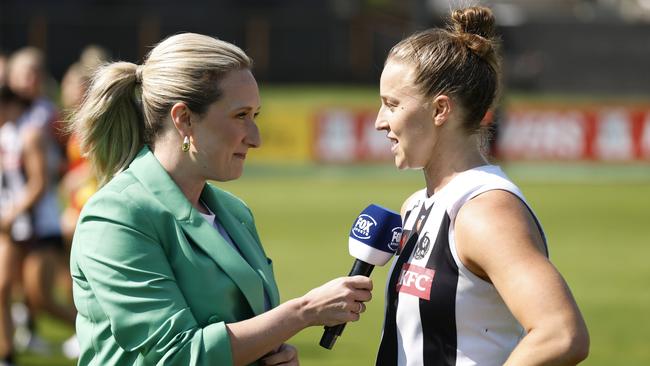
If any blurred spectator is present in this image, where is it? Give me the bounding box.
[0,85,41,366]
[7,47,65,158]
[56,46,109,360]
[7,48,54,118]
[60,63,88,114]
[59,45,109,252]
[57,65,92,297]
[4,48,77,359]
[79,45,109,73]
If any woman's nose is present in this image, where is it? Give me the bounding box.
[246,119,261,148]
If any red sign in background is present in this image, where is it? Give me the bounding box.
[313,107,650,162]
[314,109,392,163]
[497,108,650,161]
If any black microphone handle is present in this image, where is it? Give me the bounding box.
[319,259,375,350]
[347,259,375,277]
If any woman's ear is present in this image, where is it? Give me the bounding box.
[432,95,452,127]
[170,102,193,137]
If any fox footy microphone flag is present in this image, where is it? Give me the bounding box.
[319,204,402,349]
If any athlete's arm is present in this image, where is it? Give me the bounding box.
[454,190,589,365]
[0,127,47,230]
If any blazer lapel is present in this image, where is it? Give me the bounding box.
[128,147,265,315]
[201,187,280,307]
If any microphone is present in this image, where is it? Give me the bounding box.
[319,204,402,350]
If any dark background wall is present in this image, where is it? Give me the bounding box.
[1,0,649,95]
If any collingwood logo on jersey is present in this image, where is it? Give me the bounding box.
[413,233,431,260]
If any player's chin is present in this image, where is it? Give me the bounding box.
[396,158,423,171]
[394,155,410,170]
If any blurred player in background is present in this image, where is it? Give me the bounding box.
[54,45,110,360]
[374,6,589,365]
[3,47,76,360]
[0,84,32,366]
[59,45,108,251]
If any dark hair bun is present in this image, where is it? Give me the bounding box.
[451,6,497,59]
[451,6,496,38]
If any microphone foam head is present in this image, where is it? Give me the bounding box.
[348,204,402,266]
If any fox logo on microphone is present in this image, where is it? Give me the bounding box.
[352,214,377,240]
[321,204,402,350]
[388,227,402,252]
[347,204,401,266]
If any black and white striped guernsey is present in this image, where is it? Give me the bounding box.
[376,165,546,366]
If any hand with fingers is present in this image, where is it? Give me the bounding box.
[260,343,299,366]
[351,301,366,315]
[299,275,373,327]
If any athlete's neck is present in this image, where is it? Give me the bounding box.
[423,136,487,197]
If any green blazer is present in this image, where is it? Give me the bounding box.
[71,147,280,366]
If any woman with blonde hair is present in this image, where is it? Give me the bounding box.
[374,6,589,365]
[70,33,373,366]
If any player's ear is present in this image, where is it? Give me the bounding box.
[431,95,452,127]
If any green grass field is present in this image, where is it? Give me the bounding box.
[223,164,650,366]
[24,163,650,366]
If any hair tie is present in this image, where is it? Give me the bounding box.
[135,65,144,84]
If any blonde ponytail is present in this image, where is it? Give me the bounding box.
[71,62,143,186]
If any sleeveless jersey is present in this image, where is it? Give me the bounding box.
[376,165,546,366]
